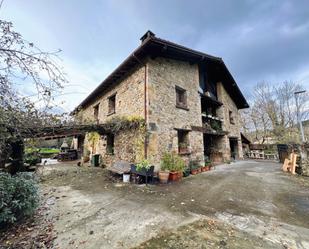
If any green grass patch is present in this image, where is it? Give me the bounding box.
[25,148,60,154]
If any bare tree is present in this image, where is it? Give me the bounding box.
[242,81,308,144]
[0,19,67,172]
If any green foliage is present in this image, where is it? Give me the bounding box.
[104,115,145,134]
[160,152,185,172]
[189,158,202,170]
[24,153,41,166]
[0,172,39,228]
[205,160,211,166]
[87,132,101,154]
[136,159,151,172]
[210,120,222,131]
[25,148,60,154]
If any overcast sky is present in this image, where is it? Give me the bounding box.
[1,0,309,112]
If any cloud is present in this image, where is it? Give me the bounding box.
[2,0,309,111]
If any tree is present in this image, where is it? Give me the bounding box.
[242,81,308,144]
[0,19,67,173]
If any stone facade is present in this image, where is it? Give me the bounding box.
[147,57,204,168]
[76,57,244,168]
[217,82,243,160]
[76,65,146,165]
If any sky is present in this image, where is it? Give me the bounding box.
[1,0,309,113]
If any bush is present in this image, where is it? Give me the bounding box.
[160,152,185,172]
[0,172,39,228]
[136,159,151,171]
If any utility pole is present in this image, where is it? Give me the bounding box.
[294,90,306,143]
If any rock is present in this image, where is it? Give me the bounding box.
[89,231,94,235]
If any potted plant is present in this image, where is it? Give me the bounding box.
[183,167,191,177]
[178,142,189,154]
[190,164,199,175]
[189,159,201,175]
[160,152,185,182]
[136,159,151,173]
[204,160,211,171]
[159,153,171,184]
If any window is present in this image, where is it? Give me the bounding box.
[106,134,114,154]
[229,110,235,124]
[177,130,190,154]
[93,104,99,122]
[175,86,188,109]
[108,94,116,115]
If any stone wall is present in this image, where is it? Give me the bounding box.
[217,82,243,160]
[78,65,146,124]
[75,57,245,168]
[147,57,204,168]
[76,65,146,166]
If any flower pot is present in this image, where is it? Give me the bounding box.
[197,168,202,173]
[169,171,179,181]
[191,169,198,175]
[201,166,207,172]
[204,165,210,171]
[123,174,130,183]
[158,171,169,184]
[177,171,183,181]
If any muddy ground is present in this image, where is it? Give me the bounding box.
[38,160,309,249]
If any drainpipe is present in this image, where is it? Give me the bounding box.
[133,54,148,159]
[144,63,148,159]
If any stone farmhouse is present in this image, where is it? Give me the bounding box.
[73,31,249,169]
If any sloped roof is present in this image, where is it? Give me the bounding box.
[73,31,249,113]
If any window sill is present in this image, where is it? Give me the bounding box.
[176,105,189,111]
[107,111,116,116]
[178,151,191,155]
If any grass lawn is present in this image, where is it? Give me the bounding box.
[25,147,60,154]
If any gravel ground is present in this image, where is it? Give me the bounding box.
[38,160,309,249]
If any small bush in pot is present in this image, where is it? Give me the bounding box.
[189,159,201,175]
[160,152,185,182]
[136,159,151,173]
[203,160,211,171]
[159,154,171,183]
[183,167,191,177]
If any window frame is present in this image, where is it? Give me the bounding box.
[229,110,235,124]
[175,86,188,110]
[107,93,116,115]
[177,129,190,155]
[93,103,100,122]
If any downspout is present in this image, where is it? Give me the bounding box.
[144,63,148,159]
[133,53,148,159]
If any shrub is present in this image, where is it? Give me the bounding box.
[0,172,39,228]
[160,152,185,172]
[136,159,151,171]
[189,158,202,170]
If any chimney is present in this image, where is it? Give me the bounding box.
[140,30,155,43]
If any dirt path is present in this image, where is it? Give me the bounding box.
[40,161,309,249]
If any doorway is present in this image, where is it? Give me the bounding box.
[229,138,238,160]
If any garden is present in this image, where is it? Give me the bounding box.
[120,152,214,185]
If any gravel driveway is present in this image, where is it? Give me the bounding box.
[41,160,309,249]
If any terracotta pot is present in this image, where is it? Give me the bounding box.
[197,168,202,173]
[201,166,207,172]
[205,165,210,171]
[158,171,169,184]
[169,171,179,181]
[191,169,198,175]
[177,171,183,181]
